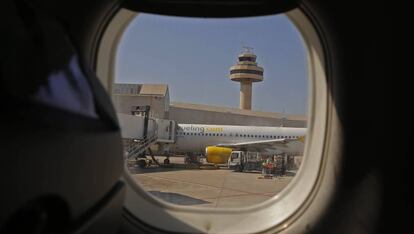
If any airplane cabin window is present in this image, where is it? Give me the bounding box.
[106,11,325,224]
[91,2,336,230]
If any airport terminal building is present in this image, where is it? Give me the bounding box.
[112,83,306,127]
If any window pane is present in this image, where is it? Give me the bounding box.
[116,13,308,208]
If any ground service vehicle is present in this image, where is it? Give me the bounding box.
[228,151,262,172]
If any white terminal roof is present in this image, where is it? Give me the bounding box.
[139,84,168,96]
[170,102,306,121]
[112,83,168,97]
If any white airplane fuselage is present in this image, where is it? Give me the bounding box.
[172,124,306,155]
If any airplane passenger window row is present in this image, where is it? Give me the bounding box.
[178,132,229,137]
[177,131,299,139]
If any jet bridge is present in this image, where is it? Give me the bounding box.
[117,106,177,166]
[117,113,157,159]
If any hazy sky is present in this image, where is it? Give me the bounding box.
[116,13,308,114]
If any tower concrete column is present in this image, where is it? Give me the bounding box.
[240,80,252,110]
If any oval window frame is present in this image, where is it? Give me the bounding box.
[95,6,341,233]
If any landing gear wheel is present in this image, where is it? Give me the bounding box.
[164,158,170,164]
[137,159,147,168]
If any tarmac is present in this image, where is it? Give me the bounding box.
[128,156,294,208]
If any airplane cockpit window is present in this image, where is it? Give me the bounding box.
[113,13,308,209]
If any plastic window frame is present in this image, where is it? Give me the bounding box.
[95,7,339,233]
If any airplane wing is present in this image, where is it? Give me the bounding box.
[216,138,304,155]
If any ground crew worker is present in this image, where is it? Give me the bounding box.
[271,155,277,174]
[281,155,286,176]
[268,161,273,175]
[262,159,267,175]
[265,157,272,175]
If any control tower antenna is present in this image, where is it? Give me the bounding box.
[242,46,254,54]
[229,47,264,110]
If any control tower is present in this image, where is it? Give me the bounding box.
[229,47,264,110]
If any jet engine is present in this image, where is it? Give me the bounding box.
[205,146,233,164]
